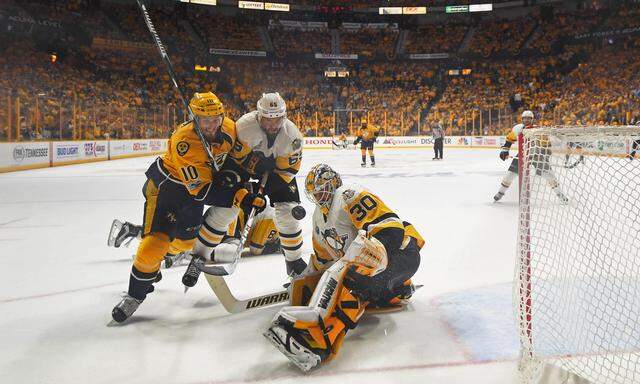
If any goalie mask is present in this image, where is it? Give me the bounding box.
[257,92,286,135]
[305,164,342,213]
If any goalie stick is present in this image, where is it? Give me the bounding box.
[205,275,289,313]
[135,0,221,171]
[194,171,270,276]
[205,275,423,315]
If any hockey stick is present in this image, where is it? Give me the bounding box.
[205,277,423,315]
[195,171,270,276]
[205,275,289,313]
[135,0,220,171]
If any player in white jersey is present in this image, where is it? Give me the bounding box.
[493,110,568,203]
[263,164,424,372]
[182,92,306,288]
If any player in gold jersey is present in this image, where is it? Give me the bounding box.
[353,118,379,167]
[111,92,266,323]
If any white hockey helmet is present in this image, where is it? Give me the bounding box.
[257,92,287,119]
[521,110,534,119]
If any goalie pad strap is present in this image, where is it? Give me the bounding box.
[333,306,358,330]
[317,315,333,352]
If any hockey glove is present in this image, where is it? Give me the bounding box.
[244,152,276,177]
[499,149,510,161]
[233,188,267,214]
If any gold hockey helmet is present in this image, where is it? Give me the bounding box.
[189,92,225,117]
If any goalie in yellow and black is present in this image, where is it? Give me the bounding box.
[263,163,423,372]
[110,92,266,324]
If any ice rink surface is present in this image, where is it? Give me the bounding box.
[0,148,524,384]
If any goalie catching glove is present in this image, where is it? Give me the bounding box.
[264,231,387,372]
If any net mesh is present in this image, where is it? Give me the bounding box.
[515,126,640,384]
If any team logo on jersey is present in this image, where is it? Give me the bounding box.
[187,180,202,190]
[176,141,190,156]
[292,138,302,151]
[342,189,356,200]
[322,228,348,259]
[166,212,177,223]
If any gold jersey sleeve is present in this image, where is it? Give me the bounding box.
[505,129,518,143]
[344,190,405,236]
[161,117,236,196]
[344,190,425,250]
[274,150,302,184]
[229,137,252,164]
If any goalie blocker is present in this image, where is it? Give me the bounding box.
[263,164,423,372]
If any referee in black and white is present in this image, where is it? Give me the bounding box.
[432,122,444,160]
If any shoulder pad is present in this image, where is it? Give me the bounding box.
[338,184,363,205]
[221,117,237,136]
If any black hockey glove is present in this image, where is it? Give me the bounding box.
[244,151,276,177]
[499,150,510,161]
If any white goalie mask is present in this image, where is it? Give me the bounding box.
[521,110,534,125]
[257,92,287,135]
[305,164,342,214]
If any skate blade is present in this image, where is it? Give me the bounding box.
[263,329,318,373]
[107,219,123,247]
[107,319,123,327]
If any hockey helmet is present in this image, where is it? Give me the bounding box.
[521,110,534,119]
[189,92,225,117]
[257,92,286,119]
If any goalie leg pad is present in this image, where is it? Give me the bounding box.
[263,323,324,372]
[268,260,366,370]
[193,206,239,261]
[289,270,323,306]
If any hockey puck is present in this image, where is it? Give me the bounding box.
[291,205,306,220]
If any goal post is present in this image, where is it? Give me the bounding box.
[515,126,640,384]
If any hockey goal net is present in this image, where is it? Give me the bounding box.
[516,126,640,384]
